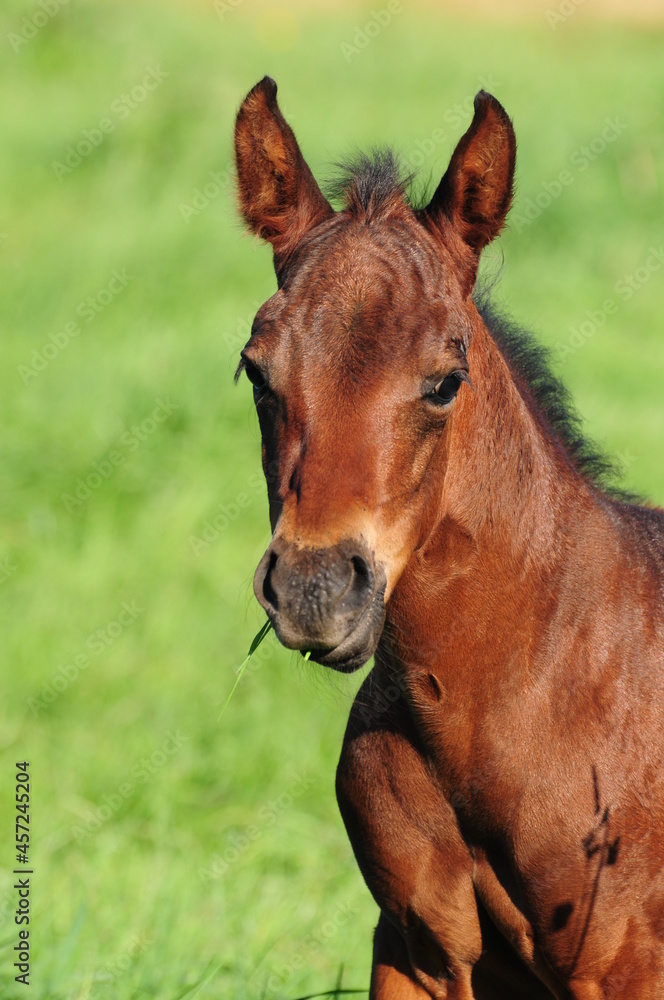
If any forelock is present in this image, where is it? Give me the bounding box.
[326,149,413,223]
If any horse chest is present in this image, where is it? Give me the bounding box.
[404,664,524,821]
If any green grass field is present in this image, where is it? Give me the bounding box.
[0,1,663,996]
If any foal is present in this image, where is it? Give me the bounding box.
[234,77,664,998]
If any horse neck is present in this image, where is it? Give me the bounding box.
[385,306,600,665]
[445,309,580,556]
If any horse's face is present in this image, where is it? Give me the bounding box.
[234,78,515,670]
[240,222,472,669]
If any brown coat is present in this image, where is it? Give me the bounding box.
[234,77,664,998]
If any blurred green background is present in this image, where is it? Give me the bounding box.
[0,0,662,996]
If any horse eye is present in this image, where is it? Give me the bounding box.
[431,372,464,405]
[244,361,267,391]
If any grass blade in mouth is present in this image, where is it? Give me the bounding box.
[218,619,272,720]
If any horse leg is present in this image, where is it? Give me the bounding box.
[337,671,558,1000]
[370,913,431,999]
[337,682,481,998]
[368,902,559,1000]
[471,901,557,999]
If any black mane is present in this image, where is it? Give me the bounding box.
[327,148,633,501]
[473,292,634,501]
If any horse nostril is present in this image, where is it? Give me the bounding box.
[255,540,378,647]
[349,553,373,606]
[263,550,279,611]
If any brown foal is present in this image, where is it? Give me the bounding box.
[233,77,664,998]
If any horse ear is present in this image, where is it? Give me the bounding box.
[234,77,334,272]
[421,91,516,295]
